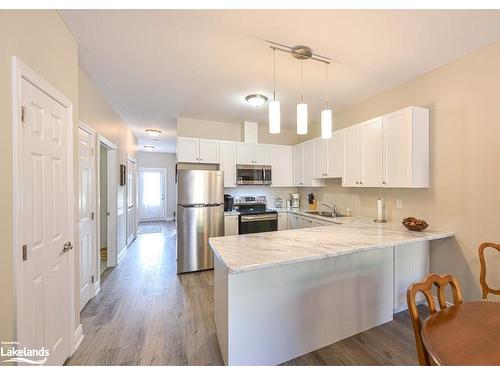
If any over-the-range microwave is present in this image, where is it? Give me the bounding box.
[236,164,272,185]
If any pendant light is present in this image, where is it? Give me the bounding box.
[297,60,308,135]
[269,48,280,134]
[321,62,333,139]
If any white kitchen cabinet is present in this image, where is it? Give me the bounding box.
[293,144,304,186]
[327,130,344,178]
[253,144,271,165]
[199,138,220,163]
[177,137,219,164]
[270,145,293,187]
[361,117,383,187]
[219,141,236,187]
[302,141,325,187]
[236,142,254,164]
[299,216,314,228]
[177,137,199,163]
[277,212,287,231]
[236,142,271,165]
[313,139,328,178]
[383,106,429,188]
[224,215,239,236]
[343,126,362,187]
[287,213,301,230]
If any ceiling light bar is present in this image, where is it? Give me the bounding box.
[267,40,332,64]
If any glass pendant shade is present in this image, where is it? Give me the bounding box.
[269,100,280,134]
[321,109,333,139]
[297,103,308,135]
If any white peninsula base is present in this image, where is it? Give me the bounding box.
[214,241,430,365]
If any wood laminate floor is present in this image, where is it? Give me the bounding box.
[68,222,424,366]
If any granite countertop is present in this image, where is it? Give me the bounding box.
[209,220,454,274]
[223,210,240,216]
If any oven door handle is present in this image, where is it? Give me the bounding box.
[240,214,278,222]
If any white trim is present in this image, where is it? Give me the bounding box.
[73,324,84,353]
[138,167,167,222]
[126,155,138,246]
[117,245,128,264]
[11,57,77,359]
[96,135,118,282]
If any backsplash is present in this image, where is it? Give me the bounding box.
[224,186,298,208]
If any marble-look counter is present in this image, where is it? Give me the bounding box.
[223,210,240,216]
[209,220,454,274]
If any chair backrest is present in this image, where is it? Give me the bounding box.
[478,242,500,300]
[406,273,463,365]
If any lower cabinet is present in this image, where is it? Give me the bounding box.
[277,213,287,231]
[287,213,301,230]
[224,215,239,236]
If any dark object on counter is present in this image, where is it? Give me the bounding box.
[224,194,234,212]
[403,217,429,231]
[308,193,314,204]
[120,164,126,186]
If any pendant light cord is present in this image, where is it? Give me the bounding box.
[325,62,329,109]
[273,48,276,101]
[300,60,304,103]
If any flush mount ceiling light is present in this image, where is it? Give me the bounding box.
[245,94,268,108]
[143,145,155,149]
[145,128,162,136]
[267,41,333,136]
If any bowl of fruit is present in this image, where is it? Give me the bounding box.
[402,217,429,231]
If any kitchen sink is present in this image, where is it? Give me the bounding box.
[305,211,348,218]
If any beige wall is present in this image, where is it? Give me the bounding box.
[0,10,79,344]
[177,117,298,145]
[299,41,500,300]
[137,152,177,219]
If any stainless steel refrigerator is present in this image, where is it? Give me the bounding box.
[176,169,224,273]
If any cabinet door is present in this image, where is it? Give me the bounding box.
[383,109,413,187]
[219,141,236,187]
[361,117,383,187]
[277,213,287,231]
[293,144,304,186]
[270,145,293,186]
[224,215,239,236]
[253,144,271,165]
[327,131,344,178]
[177,137,199,163]
[303,141,315,185]
[198,138,219,163]
[300,216,315,228]
[288,213,300,230]
[236,142,254,164]
[313,139,328,178]
[343,126,361,187]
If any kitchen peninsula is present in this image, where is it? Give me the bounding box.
[209,220,454,365]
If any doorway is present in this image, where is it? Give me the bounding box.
[96,136,118,286]
[127,156,138,246]
[138,168,166,222]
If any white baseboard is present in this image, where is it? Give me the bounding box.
[117,245,128,264]
[165,216,174,221]
[73,324,84,354]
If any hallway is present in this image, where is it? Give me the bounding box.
[68,222,223,365]
[68,222,422,366]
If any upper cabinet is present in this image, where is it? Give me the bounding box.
[313,139,328,178]
[383,107,429,188]
[342,106,429,188]
[270,145,293,187]
[219,141,236,187]
[295,141,325,187]
[327,130,344,178]
[177,137,219,164]
[293,143,304,186]
[236,142,270,165]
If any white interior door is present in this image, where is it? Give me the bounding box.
[78,125,95,311]
[127,158,137,245]
[19,77,72,365]
[138,168,166,221]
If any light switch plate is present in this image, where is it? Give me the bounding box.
[396,199,403,209]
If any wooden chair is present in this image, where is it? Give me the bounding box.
[406,273,463,365]
[478,242,500,301]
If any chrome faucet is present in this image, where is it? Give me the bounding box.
[320,203,337,216]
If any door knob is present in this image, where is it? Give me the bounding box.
[62,242,73,253]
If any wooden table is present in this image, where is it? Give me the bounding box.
[422,301,500,365]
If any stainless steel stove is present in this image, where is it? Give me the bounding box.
[234,196,278,234]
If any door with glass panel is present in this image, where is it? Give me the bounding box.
[138,168,166,221]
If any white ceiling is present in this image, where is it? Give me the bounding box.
[60,10,500,153]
